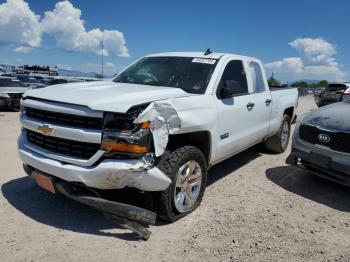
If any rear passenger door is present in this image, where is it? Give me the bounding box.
[215,59,260,161]
[247,61,272,139]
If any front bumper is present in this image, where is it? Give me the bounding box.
[287,130,350,185]
[18,136,171,191]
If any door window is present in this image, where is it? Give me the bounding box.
[249,62,266,93]
[218,60,248,98]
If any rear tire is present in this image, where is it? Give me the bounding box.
[265,114,291,153]
[145,146,207,222]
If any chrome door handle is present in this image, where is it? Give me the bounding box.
[246,102,255,110]
[265,99,272,105]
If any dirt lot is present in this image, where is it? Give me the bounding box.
[0,95,349,261]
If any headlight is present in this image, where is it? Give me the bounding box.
[101,104,151,157]
[0,93,10,98]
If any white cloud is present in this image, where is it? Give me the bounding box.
[0,0,41,50]
[41,1,129,58]
[96,49,109,57]
[265,57,303,74]
[14,46,34,53]
[264,37,347,81]
[0,0,129,58]
[289,38,337,66]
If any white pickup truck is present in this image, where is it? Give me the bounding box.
[18,52,298,235]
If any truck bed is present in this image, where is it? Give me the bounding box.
[269,86,296,91]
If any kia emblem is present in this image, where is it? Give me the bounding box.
[318,134,330,143]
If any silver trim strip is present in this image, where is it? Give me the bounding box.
[21,132,104,167]
[22,98,103,118]
[21,115,102,143]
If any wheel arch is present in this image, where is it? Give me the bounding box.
[166,130,212,165]
[283,106,294,120]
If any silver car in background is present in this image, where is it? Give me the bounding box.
[287,101,350,185]
[0,76,29,110]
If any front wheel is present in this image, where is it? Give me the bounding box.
[145,146,207,222]
[264,114,291,153]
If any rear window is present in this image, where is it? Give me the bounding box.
[249,62,266,93]
[326,84,347,91]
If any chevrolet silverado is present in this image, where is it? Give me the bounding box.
[18,52,298,238]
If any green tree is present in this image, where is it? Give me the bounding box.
[292,81,308,88]
[317,80,328,87]
[267,73,281,86]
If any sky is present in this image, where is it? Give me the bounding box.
[0,0,349,82]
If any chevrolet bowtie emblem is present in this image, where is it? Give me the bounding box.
[37,124,54,136]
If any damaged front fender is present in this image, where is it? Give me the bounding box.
[134,101,181,156]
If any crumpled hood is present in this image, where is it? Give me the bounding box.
[23,80,194,112]
[0,87,30,94]
[302,102,350,131]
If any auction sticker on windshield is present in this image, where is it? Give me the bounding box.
[192,58,217,64]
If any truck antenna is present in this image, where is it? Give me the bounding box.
[101,30,104,79]
[204,48,212,55]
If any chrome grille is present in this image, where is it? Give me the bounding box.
[26,129,100,159]
[25,107,103,129]
[299,124,350,154]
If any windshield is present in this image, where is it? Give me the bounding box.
[113,56,218,94]
[0,78,27,87]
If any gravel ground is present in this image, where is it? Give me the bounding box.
[0,95,349,261]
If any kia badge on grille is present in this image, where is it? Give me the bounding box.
[318,134,330,143]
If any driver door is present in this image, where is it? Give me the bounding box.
[214,59,258,162]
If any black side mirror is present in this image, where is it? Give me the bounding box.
[220,80,241,98]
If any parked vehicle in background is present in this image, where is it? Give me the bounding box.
[297,88,307,96]
[316,83,350,107]
[16,75,47,89]
[314,87,326,105]
[287,100,350,186]
[0,76,29,110]
[46,78,83,86]
[17,52,298,238]
[342,85,350,102]
[3,74,47,89]
[30,75,55,85]
[314,87,326,96]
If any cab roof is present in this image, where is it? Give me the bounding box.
[146,52,258,62]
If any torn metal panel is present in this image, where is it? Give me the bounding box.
[134,101,181,156]
[134,96,217,160]
[55,181,156,240]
